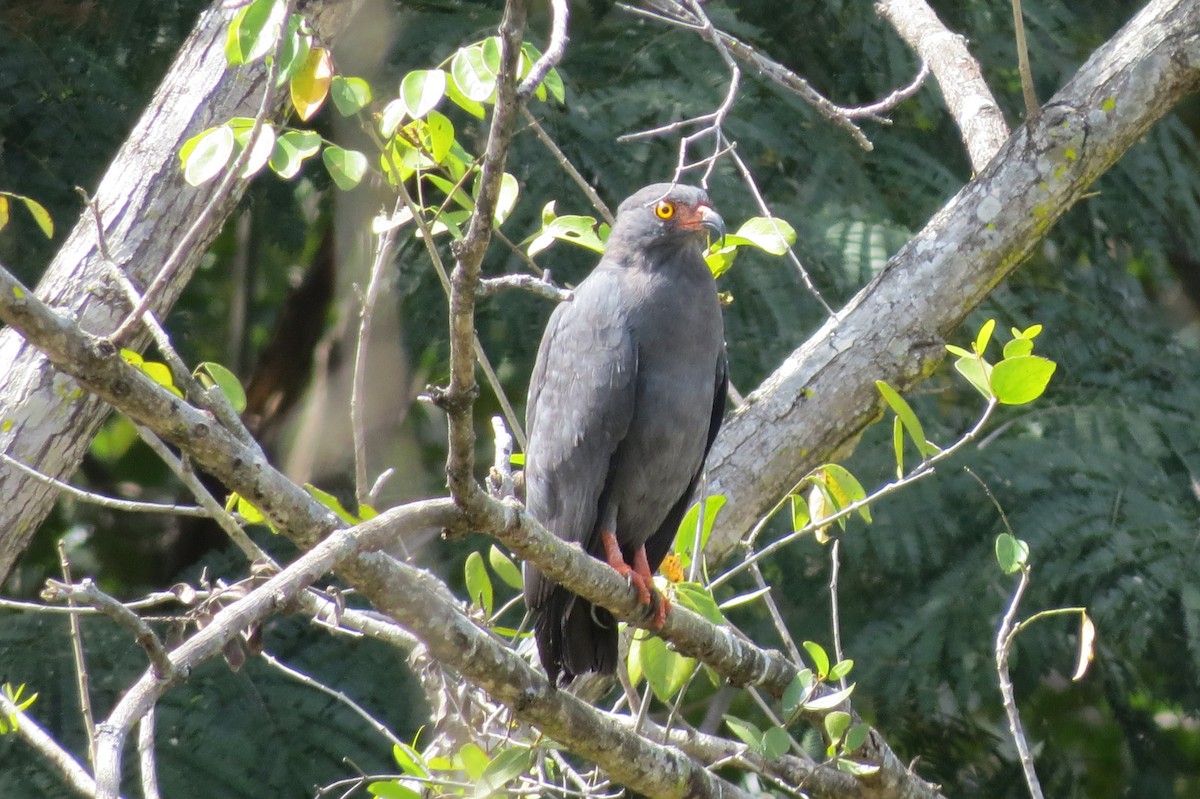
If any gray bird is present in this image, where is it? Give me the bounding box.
[523,183,728,686]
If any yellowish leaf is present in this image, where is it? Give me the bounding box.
[290,47,332,121]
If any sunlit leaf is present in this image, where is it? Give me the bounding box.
[1072,611,1097,681]
[1003,337,1034,358]
[953,353,993,399]
[803,640,830,680]
[367,782,421,799]
[845,723,871,753]
[828,658,854,682]
[673,495,726,569]
[304,483,359,524]
[290,46,333,121]
[640,635,694,703]
[790,493,809,533]
[226,0,285,66]
[974,318,996,355]
[875,380,935,457]
[465,551,494,616]
[726,216,796,255]
[803,683,855,711]
[480,748,531,793]
[19,196,53,238]
[182,126,235,187]
[322,146,368,190]
[400,69,446,119]
[995,532,1030,574]
[836,759,880,776]
[331,75,372,116]
[458,742,489,781]
[824,711,851,745]
[820,463,871,524]
[276,15,311,85]
[723,715,763,750]
[269,130,322,179]
[392,742,430,778]
[674,582,726,626]
[451,43,497,102]
[990,355,1057,405]
[782,669,815,716]
[195,361,247,413]
[488,545,523,590]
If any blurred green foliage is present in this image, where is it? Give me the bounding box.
[2,0,1200,796]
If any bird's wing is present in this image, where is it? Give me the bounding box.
[644,348,729,571]
[524,267,637,608]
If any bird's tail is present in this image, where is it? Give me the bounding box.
[534,585,618,687]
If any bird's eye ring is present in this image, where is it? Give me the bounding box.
[654,201,675,220]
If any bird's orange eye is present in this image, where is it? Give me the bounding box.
[654,201,675,220]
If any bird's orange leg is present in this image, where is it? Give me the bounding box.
[600,530,652,606]
[632,545,670,629]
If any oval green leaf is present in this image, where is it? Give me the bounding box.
[464,551,494,616]
[322,146,368,190]
[990,355,1056,405]
[182,126,235,187]
[195,361,247,413]
[488,544,523,590]
[400,69,446,119]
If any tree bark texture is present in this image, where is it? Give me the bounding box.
[0,0,363,582]
[705,0,1200,560]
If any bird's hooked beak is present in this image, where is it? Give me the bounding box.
[697,205,726,247]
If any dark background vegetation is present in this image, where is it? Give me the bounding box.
[2,0,1199,796]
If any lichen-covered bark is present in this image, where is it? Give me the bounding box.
[0,0,363,582]
[705,0,1200,559]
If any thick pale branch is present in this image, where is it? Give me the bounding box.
[705,0,1200,559]
[876,0,1010,171]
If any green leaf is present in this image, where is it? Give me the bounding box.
[995,532,1030,574]
[820,463,871,524]
[488,545,523,590]
[331,75,372,116]
[717,586,771,611]
[828,658,854,681]
[953,354,994,399]
[322,146,368,190]
[304,483,359,524]
[392,743,430,778]
[1003,337,1034,358]
[465,551,494,616]
[845,723,871,753]
[727,216,796,255]
[974,318,996,355]
[235,494,266,525]
[790,493,810,533]
[195,361,247,413]
[824,711,851,745]
[803,683,855,711]
[275,15,311,85]
[491,172,520,226]
[379,99,407,138]
[400,69,447,119]
[761,726,791,759]
[674,582,726,625]
[0,196,9,233]
[674,495,726,569]
[803,641,830,680]
[458,742,489,781]
[451,44,497,103]
[138,360,183,398]
[226,0,285,65]
[945,343,973,358]
[723,715,763,750]
[269,130,322,179]
[891,416,904,478]
[480,747,531,793]
[527,214,607,256]
[990,355,1057,405]
[228,120,276,178]
[367,783,421,799]
[19,196,53,238]
[444,74,486,118]
[875,380,935,458]
[704,243,738,278]
[782,669,815,716]
[640,635,695,703]
[182,126,235,187]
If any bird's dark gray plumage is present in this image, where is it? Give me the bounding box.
[523,183,728,686]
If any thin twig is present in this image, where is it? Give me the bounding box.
[476,272,573,302]
[995,566,1044,799]
[42,578,176,681]
[516,0,569,102]
[749,562,803,665]
[829,539,846,690]
[57,543,96,765]
[0,452,211,517]
[0,690,112,799]
[521,107,614,225]
[1011,0,1039,121]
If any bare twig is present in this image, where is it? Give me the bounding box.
[829,539,846,690]
[0,689,114,799]
[521,107,615,225]
[517,0,569,102]
[42,578,176,681]
[477,272,573,302]
[995,566,1044,799]
[57,543,96,765]
[0,452,210,517]
[1011,0,1039,120]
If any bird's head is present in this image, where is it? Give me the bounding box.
[609,183,726,257]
